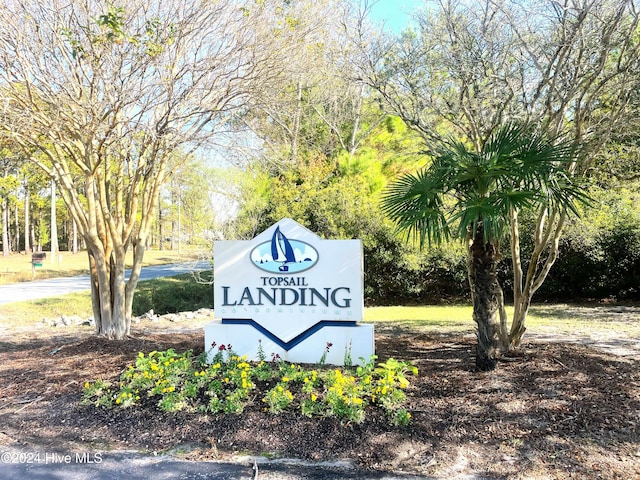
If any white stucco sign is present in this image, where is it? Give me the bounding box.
[205,218,374,365]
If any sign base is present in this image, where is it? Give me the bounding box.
[204,320,374,366]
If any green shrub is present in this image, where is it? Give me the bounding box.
[535,187,640,300]
[132,273,213,315]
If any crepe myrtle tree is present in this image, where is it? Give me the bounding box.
[382,123,590,370]
[0,0,327,339]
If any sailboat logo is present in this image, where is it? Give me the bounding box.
[250,226,319,274]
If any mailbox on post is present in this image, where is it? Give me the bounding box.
[31,252,46,277]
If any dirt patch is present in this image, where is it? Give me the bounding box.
[0,323,639,479]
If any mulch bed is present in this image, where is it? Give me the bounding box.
[1,325,638,479]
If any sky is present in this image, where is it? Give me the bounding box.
[367,0,423,33]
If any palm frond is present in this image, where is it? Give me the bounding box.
[381,169,450,246]
[380,120,591,247]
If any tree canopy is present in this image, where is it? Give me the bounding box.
[0,0,342,338]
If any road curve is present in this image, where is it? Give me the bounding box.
[0,262,209,307]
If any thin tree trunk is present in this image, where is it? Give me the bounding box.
[14,202,19,253]
[158,198,164,251]
[50,179,58,263]
[72,218,78,254]
[508,207,567,350]
[2,196,9,256]
[290,79,302,162]
[124,238,146,333]
[88,250,102,334]
[34,214,39,252]
[170,182,176,250]
[177,193,181,254]
[24,192,30,254]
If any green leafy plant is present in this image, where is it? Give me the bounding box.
[263,382,295,413]
[324,368,367,423]
[82,346,418,426]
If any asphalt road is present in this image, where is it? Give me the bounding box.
[0,262,209,306]
[0,448,428,480]
[0,446,430,480]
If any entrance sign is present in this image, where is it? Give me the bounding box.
[205,218,374,365]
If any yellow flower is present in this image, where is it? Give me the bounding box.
[311,393,317,402]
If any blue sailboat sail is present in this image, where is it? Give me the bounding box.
[271,226,296,271]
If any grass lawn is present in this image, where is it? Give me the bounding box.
[0,249,203,285]
[3,290,639,341]
[365,303,640,338]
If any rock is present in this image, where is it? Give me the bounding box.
[40,309,211,329]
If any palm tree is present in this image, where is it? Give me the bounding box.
[382,123,589,371]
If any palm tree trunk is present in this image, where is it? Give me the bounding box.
[467,224,503,371]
